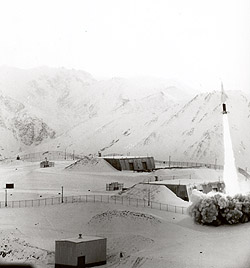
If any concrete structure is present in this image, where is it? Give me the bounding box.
[149,180,225,201]
[104,156,155,171]
[106,182,124,191]
[55,235,107,268]
[196,181,225,194]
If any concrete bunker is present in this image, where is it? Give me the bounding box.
[55,235,107,268]
[103,156,155,171]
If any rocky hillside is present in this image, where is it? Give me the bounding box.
[0,92,55,158]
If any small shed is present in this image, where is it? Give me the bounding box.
[40,158,55,168]
[55,235,107,268]
[104,156,155,171]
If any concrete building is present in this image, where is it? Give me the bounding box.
[55,235,107,268]
[149,180,225,201]
[106,182,124,191]
[40,157,55,168]
[103,156,155,171]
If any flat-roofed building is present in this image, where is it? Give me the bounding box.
[55,235,107,268]
[103,156,155,171]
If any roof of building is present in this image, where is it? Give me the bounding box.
[56,235,106,243]
[102,156,154,160]
[147,178,223,186]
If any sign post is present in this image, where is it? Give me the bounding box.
[4,183,15,207]
[5,189,7,207]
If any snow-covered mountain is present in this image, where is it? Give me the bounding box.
[0,66,249,170]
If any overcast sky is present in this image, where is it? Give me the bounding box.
[0,0,249,93]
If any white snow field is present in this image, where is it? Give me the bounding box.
[0,159,250,267]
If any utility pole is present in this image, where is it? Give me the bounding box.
[148,187,150,206]
[61,186,64,203]
[147,180,150,206]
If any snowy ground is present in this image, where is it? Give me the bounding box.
[1,159,250,267]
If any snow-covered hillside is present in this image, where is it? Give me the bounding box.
[0,91,55,158]
[0,66,249,170]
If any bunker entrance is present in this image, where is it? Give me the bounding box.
[77,256,85,267]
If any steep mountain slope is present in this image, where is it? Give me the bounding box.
[0,67,191,156]
[34,90,250,170]
[106,90,250,169]
[0,66,96,132]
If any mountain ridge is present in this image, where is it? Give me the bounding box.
[0,66,249,170]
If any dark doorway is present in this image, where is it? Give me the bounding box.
[129,162,134,170]
[142,162,147,170]
[77,256,85,268]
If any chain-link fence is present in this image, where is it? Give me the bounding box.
[0,194,188,214]
[19,151,84,162]
[155,160,224,170]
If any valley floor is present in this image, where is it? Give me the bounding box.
[0,160,250,267]
[1,202,250,268]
